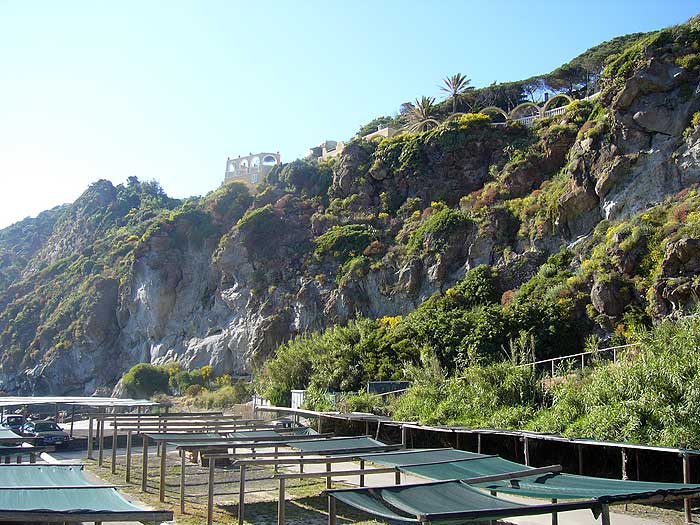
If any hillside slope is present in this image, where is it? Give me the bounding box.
[1,17,700,395]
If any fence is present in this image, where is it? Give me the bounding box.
[517,343,639,377]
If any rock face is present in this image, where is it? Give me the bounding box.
[1,37,700,396]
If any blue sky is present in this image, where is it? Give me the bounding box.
[0,0,697,228]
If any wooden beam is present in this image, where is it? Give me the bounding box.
[328,495,336,525]
[684,453,693,524]
[180,450,186,514]
[277,477,285,525]
[86,416,93,460]
[141,435,148,492]
[206,456,215,525]
[159,441,167,502]
[98,418,105,467]
[601,504,611,525]
[125,431,132,483]
[238,464,246,525]
[111,415,118,474]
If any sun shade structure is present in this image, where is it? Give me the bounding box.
[290,436,394,455]
[226,427,319,439]
[326,479,602,524]
[0,428,25,443]
[365,448,700,503]
[0,464,173,523]
[0,465,93,486]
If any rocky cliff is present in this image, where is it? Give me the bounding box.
[2,18,700,395]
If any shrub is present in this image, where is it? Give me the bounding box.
[407,207,473,255]
[185,384,203,397]
[314,224,376,261]
[122,363,170,398]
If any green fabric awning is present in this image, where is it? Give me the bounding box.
[328,479,600,524]
[0,487,144,512]
[0,465,92,486]
[366,448,700,503]
[0,429,23,442]
[226,427,318,439]
[0,464,173,522]
[143,432,221,441]
[291,436,391,454]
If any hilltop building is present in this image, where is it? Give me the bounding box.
[224,152,281,185]
[308,126,399,162]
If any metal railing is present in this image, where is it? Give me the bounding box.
[517,343,640,377]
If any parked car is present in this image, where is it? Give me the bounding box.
[20,420,70,446]
[1,414,25,432]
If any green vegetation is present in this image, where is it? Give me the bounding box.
[394,315,700,449]
[314,224,377,261]
[122,363,170,398]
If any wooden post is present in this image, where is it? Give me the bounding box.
[125,431,132,483]
[455,431,461,450]
[87,416,94,459]
[326,462,332,489]
[29,453,36,464]
[69,405,76,437]
[621,449,628,480]
[180,450,186,514]
[365,420,369,435]
[238,464,246,525]
[401,425,407,448]
[317,415,322,433]
[359,459,365,487]
[523,437,530,466]
[300,454,304,473]
[98,418,105,467]
[159,441,167,502]
[684,453,692,524]
[277,478,286,525]
[141,435,149,492]
[207,456,215,525]
[137,406,142,433]
[551,498,558,525]
[601,504,611,525]
[477,433,482,454]
[395,469,401,485]
[274,446,279,473]
[328,495,336,525]
[111,415,118,474]
[578,445,584,475]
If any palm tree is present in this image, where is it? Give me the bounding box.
[441,73,473,113]
[406,96,439,133]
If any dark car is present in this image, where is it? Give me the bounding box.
[1,414,25,432]
[20,420,70,446]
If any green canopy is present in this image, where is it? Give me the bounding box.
[291,436,392,455]
[226,427,318,439]
[328,479,600,524]
[0,464,173,522]
[0,487,144,512]
[0,465,91,486]
[0,429,23,443]
[143,432,221,441]
[366,448,700,503]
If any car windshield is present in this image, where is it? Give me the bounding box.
[33,422,61,432]
[5,417,22,424]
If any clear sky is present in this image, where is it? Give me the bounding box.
[0,0,697,228]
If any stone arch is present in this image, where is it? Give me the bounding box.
[262,155,277,165]
[479,106,509,122]
[542,93,573,114]
[510,102,542,119]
